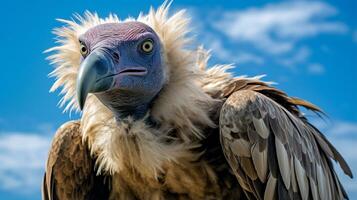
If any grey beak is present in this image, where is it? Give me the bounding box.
[76,50,114,110]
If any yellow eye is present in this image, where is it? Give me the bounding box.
[80,43,88,56]
[141,39,154,53]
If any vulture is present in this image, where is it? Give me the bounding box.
[42,2,353,200]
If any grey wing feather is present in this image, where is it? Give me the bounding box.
[219,90,352,200]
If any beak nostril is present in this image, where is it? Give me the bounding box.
[112,52,120,63]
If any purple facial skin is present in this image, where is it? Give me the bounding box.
[76,22,166,120]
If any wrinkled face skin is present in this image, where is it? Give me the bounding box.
[76,22,165,119]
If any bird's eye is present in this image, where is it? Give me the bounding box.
[140,39,154,53]
[80,43,88,56]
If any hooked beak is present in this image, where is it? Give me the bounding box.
[76,50,115,110]
[76,50,148,110]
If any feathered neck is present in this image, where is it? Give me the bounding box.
[79,64,215,178]
[111,102,152,121]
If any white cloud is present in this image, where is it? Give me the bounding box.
[307,63,325,75]
[207,35,234,61]
[278,46,311,68]
[235,52,264,65]
[213,1,348,55]
[0,133,51,192]
[312,119,357,136]
[200,32,265,65]
[328,121,357,136]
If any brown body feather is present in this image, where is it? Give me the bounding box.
[42,121,110,200]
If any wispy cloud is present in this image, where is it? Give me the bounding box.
[327,121,357,136]
[313,119,357,136]
[0,133,50,192]
[205,34,234,61]
[277,46,310,68]
[212,1,348,55]
[206,33,264,65]
[192,1,349,75]
[307,63,325,75]
[235,52,264,65]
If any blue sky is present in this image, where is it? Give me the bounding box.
[0,0,356,199]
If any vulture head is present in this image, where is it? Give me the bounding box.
[77,22,166,119]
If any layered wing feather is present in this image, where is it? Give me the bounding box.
[219,89,352,200]
[42,121,110,200]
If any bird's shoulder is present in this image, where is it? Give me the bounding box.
[46,121,87,174]
[42,120,110,200]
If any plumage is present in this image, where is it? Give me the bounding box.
[42,2,352,200]
[264,174,277,200]
[309,177,319,200]
[220,90,352,200]
[275,138,291,190]
[42,121,110,200]
[230,139,251,157]
[294,157,309,200]
[251,142,268,182]
[317,164,327,200]
[252,117,269,139]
